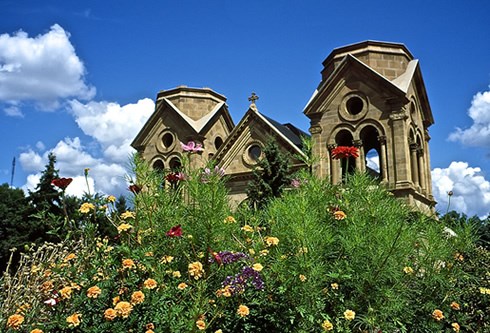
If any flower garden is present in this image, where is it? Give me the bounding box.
[0,145,489,332]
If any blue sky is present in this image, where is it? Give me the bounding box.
[1,1,489,217]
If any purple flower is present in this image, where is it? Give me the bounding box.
[210,251,250,265]
[221,265,264,296]
[201,166,226,182]
[291,179,301,188]
[181,141,204,153]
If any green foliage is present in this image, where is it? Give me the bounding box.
[246,140,292,209]
[0,160,488,332]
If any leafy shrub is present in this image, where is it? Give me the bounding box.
[0,155,488,332]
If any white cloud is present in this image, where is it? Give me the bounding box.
[0,24,95,111]
[448,88,490,147]
[19,149,44,172]
[432,161,490,218]
[69,98,154,162]
[4,105,23,117]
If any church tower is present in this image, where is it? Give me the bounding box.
[303,41,435,213]
[131,86,234,172]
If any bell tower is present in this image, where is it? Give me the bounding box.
[304,41,435,213]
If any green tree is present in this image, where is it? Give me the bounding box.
[0,184,32,272]
[246,139,291,209]
[27,152,62,215]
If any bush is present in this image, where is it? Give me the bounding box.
[0,157,487,332]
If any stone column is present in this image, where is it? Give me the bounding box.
[352,139,364,172]
[389,109,410,187]
[417,148,426,193]
[377,135,388,182]
[328,144,340,185]
[409,141,420,188]
[309,121,323,178]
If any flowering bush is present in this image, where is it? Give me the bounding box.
[0,155,488,332]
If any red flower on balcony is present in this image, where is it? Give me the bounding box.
[166,225,183,237]
[51,177,73,190]
[128,184,142,194]
[331,146,359,160]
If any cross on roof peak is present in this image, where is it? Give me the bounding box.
[248,92,259,105]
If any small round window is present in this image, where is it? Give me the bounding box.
[162,133,174,148]
[248,145,262,161]
[214,136,223,150]
[346,96,363,115]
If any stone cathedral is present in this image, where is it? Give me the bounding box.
[131,41,436,213]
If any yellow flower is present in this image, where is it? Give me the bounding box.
[237,304,250,317]
[403,266,414,274]
[104,308,117,321]
[79,202,95,214]
[7,314,24,329]
[30,329,43,333]
[264,236,279,246]
[122,258,136,269]
[112,296,120,306]
[188,261,204,280]
[344,309,355,321]
[144,278,158,290]
[145,251,154,257]
[299,274,307,282]
[117,223,133,233]
[161,255,174,263]
[59,286,72,299]
[87,285,102,298]
[260,249,269,256]
[224,216,236,223]
[321,319,334,331]
[66,313,81,327]
[196,319,206,330]
[252,263,263,272]
[64,253,77,262]
[450,301,460,310]
[451,322,461,332]
[172,271,181,278]
[333,210,347,220]
[298,246,308,254]
[178,282,188,290]
[107,195,116,203]
[249,248,256,255]
[330,283,339,290]
[131,290,145,305]
[432,309,444,321]
[241,224,254,232]
[114,301,133,318]
[120,211,136,219]
[215,330,223,333]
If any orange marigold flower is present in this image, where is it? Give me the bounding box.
[66,313,81,327]
[143,278,158,290]
[241,224,254,232]
[178,282,188,290]
[321,319,334,331]
[196,319,206,330]
[450,301,461,310]
[188,261,204,280]
[131,290,145,305]
[172,271,181,278]
[64,253,77,262]
[114,301,133,318]
[112,296,120,306]
[59,286,72,299]
[104,308,117,321]
[344,309,355,321]
[224,216,236,223]
[146,323,155,330]
[87,285,101,298]
[146,330,155,333]
[333,210,347,220]
[237,304,250,317]
[451,322,461,332]
[7,314,24,329]
[432,309,444,321]
[122,258,136,269]
[299,274,307,282]
[264,236,279,247]
[79,202,95,214]
[30,329,43,333]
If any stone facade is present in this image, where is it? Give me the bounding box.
[132,41,436,212]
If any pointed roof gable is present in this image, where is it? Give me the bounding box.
[214,104,307,164]
[304,54,408,116]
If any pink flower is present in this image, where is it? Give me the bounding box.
[166,225,183,237]
[181,141,204,153]
[290,179,301,188]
